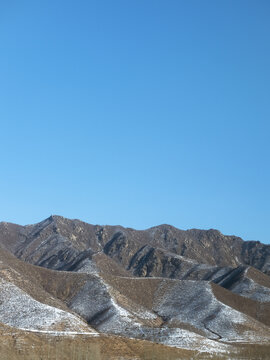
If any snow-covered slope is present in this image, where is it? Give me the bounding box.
[153,280,270,342]
[0,278,98,335]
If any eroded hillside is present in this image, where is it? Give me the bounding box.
[0,216,269,359]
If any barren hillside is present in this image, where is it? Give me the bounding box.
[0,216,269,359]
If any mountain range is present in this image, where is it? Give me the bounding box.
[0,215,269,359]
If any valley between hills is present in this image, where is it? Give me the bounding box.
[0,215,269,359]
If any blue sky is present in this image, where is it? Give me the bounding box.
[0,1,269,243]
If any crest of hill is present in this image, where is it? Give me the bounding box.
[0,215,269,276]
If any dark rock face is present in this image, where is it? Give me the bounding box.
[0,215,269,279]
[241,241,270,274]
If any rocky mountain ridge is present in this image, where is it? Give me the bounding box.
[0,215,269,359]
[0,215,269,275]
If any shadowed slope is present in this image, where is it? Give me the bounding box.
[0,216,269,275]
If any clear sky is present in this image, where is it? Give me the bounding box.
[0,1,269,243]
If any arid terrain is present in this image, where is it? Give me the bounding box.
[0,215,269,359]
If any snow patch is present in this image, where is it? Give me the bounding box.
[153,280,254,341]
[0,279,97,335]
[231,277,270,302]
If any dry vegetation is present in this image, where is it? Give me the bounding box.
[211,282,270,327]
[247,267,270,289]
[0,322,269,360]
[0,330,196,360]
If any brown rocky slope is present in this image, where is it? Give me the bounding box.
[0,215,269,359]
